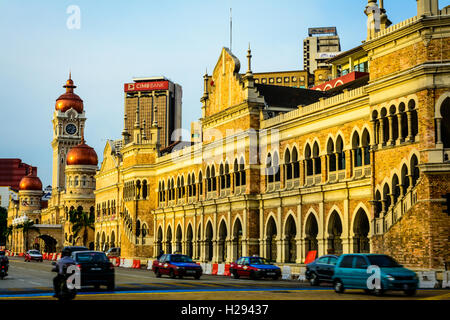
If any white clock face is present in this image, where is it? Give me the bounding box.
[66,124,77,135]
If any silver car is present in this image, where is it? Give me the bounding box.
[25,250,43,262]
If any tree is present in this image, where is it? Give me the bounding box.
[15,220,39,252]
[69,208,94,247]
[0,207,7,246]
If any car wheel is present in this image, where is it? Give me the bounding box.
[194,274,201,280]
[155,269,162,278]
[178,275,183,279]
[404,289,416,297]
[249,271,256,280]
[272,275,280,281]
[169,269,176,279]
[94,284,100,290]
[232,270,240,279]
[334,280,345,294]
[309,273,320,286]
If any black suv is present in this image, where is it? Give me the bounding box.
[305,255,339,286]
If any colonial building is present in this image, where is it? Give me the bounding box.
[7,76,98,252]
[95,0,450,270]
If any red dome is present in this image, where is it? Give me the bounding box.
[19,173,43,191]
[66,140,98,166]
[55,77,84,113]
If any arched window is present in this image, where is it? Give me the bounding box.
[225,162,230,189]
[198,171,203,196]
[409,100,419,140]
[211,165,217,191]
[352,132,362,168]
[410,155,419,187]
[305,144,313,176]
[136,180,141,200]
[336,136,345,170]
[192,173,196,197]
[292,147,300,179]
[361,129,371,165]
[439,97,450,149]
[234,159,240,187]
[266,153,273,185]
[142,180,148,199]
[381,108,389,145]
[313,142,321,175]
[239,157,246,186]
[220,163,225,190]
[327,138,336,172]
[284,149,292,180]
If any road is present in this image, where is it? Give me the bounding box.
[0,257,449,300]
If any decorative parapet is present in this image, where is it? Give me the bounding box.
[372,16,419,41]
[261,86,367,129]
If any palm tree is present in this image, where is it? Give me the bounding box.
[69,209,94,247]
[16,221,39,252]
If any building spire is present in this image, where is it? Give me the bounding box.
[246,43,253,75]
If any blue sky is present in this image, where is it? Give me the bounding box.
[0,1,428,186]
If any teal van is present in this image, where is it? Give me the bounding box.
[332,254,418,296]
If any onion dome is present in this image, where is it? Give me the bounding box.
[19,173,43,191]
[55,74,84,113]
[66,139,98,166]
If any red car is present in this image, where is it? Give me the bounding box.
[24,250,43,262]
[152,254,202,279]
[230,256,281,280]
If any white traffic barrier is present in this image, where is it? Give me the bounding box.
[123,259,133,268]
[200,263,207,273]
[119,258,125,267]
[204,263,212,275]
[442,271,450,289]
[418,271,438,288]
[147,260,153,270]
[282,266,291,280]
[217,264,225,275]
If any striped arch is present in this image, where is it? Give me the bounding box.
[435,92,450,119]
[325,205,346,238]
[349,202,372,237]
[302,208,321,238]
[264,212,279,237]
[282,210,297,236]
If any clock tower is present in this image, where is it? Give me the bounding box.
[51,75,86,192]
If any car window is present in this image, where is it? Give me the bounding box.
[236,258,243,265]
[170,255,194,263]
[249,257,269,265]
[339,256,354,268]
[75,252,108,263]
[159,255,167,263]
[328,257,338,265]
[354,256,368,269]
[29,250,40,254]
[367,255,401,268]
[243,258,250,265]
[317,257,328,264]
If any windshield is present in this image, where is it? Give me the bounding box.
[249,257,270,265]
[170,255,194,263]
[367,255,402,268]
[75,252,108,263]
[29,250,40,254]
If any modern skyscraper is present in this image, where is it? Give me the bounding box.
[303,27,341,76]
[123,77,182,149]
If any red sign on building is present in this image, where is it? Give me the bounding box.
[124,81,169,92]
